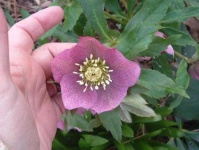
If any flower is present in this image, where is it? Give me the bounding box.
[188,62,199,80]
[51,37,141,113]
[155,31,174,55]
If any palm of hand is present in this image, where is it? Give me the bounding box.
[0,7,75,150]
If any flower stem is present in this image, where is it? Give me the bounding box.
[174,51,189,62]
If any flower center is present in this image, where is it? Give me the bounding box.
[73,54,113,92]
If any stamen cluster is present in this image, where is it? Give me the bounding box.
[73,54,113,92]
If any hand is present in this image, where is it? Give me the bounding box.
[0,6,75,150]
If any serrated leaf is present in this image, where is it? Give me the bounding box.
[105,0,123,15]
[162,27,197,46]
[153,55,173,78]
[66,112,90,131]
[162,6,199,23]
[122,124,134,138]
[82,135,108,147]
[78,0,111,40]
[63,0,82,32]
[99,108,122,141]
[83,21,95,36]
[116,0,170,59]
[139,35,180,57]
[176,59,190,89]
[121,94,156,117]
[119,105,132,123]
[138,69,189,98]
[169,96,183,109]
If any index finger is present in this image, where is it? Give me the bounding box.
[9,6,64,54]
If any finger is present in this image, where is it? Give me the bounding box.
[9,6,64,54]
[46,82,57,97]
[0,8,10,78]
[52,94,65,120]
[32,43,76,78]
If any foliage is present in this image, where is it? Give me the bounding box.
[6,0,199,149]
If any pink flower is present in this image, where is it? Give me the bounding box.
[155,31,174,55]
[188,62,199,80]
[51,37,141,113]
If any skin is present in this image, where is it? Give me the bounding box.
[0,6,75,150]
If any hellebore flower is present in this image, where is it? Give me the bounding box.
[51,37,141,113]
[155,31,174,55]
[188,62,199,80]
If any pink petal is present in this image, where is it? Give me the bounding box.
[60,74,98,110]
[164,45,174,55]
[92,83,128,113]
[155,31,165,38]
[57,119,64,130]
[102,48,141,87]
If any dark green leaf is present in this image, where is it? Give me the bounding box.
[66,112,90,131]
[162,6,199,23]
[175,78,199,120]
[116,0,170,59]
[82,135,108,147]
[176,59,190,89]
[99,108,122,141]
[105,0,123,15]
[122,124,134,138]
[152,55,173,78]
[138,69,189,98]
[162,27,197,46]
[63,0,82,32]
[139,35,180,57]
[78,0,111,40]
[169,96,183,109]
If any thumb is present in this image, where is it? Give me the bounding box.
[0,8,10,79]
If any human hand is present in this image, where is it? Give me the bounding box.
[0,6,75,150]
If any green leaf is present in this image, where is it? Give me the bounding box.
[121,94,156,117]
[116,0,170,59]
[161,128,185,138]
[78,0,111,40]
[138,69,189,98]
[105,0,123,15]
[169,96,183,109]
[4,9,15,26]
[174,78,199,120]
[82,135,108,147]
[20,9,30,18]
[119,104,132,123]
[139,35,180,57]
[122,124,134,138]
[66,112,90,131]
[161,6,199,23]
[162,27,197,46]
[52,139,67,150]
[176,59,190,89]
[99,108,122,141]
[152,55,173,78]
[63,0,82,32]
